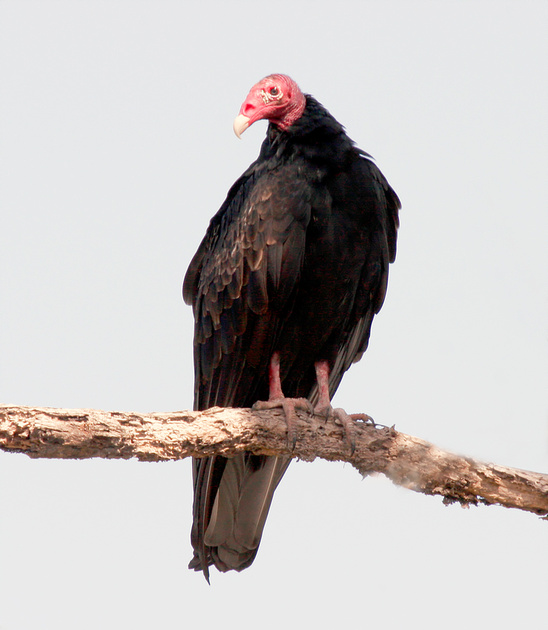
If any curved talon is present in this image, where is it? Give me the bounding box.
[282,399,299,449]
[333,408,356,455]
[349,413,387,430]
[313,402,356,454]
[350,413,375,425]
[252,397,313,449]
[313,403,334,421]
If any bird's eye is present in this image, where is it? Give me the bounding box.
[269,86,279,96]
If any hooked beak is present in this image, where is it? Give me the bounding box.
[233,114,250,139]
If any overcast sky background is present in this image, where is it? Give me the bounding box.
[1,2,547,629]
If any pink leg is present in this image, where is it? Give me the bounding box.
[314,360,332,414]
[268,352,284,400]
[313,360,356,454]
[252,352,314,447]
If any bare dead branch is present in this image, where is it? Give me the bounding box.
[1,404,547,517]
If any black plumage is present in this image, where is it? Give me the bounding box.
[183,75,400,580]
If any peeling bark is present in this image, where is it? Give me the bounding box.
[1,404,547,517]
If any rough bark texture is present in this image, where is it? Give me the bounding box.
[1,404,547,517]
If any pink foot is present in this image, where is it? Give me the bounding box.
[313,361,356,453]
[314,402,356,454]
[253,397,314,448]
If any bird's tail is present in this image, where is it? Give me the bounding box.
[189,453,290,579]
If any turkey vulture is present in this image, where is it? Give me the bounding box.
[183,74,400,580]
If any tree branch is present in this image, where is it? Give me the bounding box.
[1,404,547,517]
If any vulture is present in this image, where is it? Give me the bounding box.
[183,74,400,581]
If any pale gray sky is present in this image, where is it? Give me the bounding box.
[1,2,547,629]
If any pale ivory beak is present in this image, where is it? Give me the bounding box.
[233,114,251,138]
